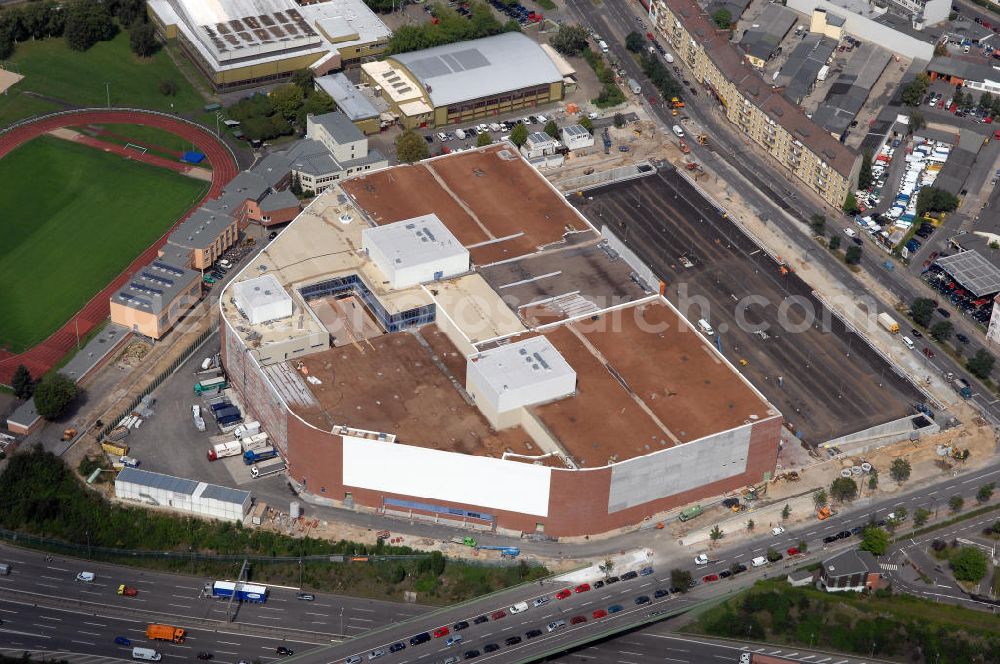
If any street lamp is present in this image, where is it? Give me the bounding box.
[340,607,345,636]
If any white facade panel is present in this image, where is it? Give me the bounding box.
[115,470,250,523]
[607,424,752,513]
[342,436,552,516]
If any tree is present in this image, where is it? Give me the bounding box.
[809,213,826,236]
[580,116,594,134]
[551,24,589,56]
[979,91,994,112]
[859,527,890,556]
[916,186,959,217]
[33,373,78,420]
[813,489,828,508]
[842,192,859,215]
[890,458,911,484]
[729,561,743,576]
[828,235,841,251]
[900,73,930,107]
[291,68,315,95]
[395,130,429,163]
[845,245,862,265]
[977,482,995,504]
[951,547,988,582]
[710,524,723,541]
[510,122,528,147]
[64,0,116,52]
[712,8,732,28]
[858,151,874,190]
[475,132,493,147]
[11,364,34,400]
[270,84,305,120]
[890,507,907,524]
[128,19,157,57]
[290,172,303,196]
[670,568,693,592]
[766,547,782,562]
[908,111,926,134]
[797,540,808,553]
[746,519,754,532]
[949,495,965,513]
[914,507,931,526]
[158,79,178,96]
[909,298,935,327]
[599,558,615,577]
[781,504,791,520]
[613,112,626,128]
[625,31,645,53]
[302,90,335,117]
[868,469,878,491]
[830,477,858,503]
[543,119,559,138]
[967,349,995,380]
[929,320,953,342]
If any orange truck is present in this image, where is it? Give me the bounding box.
[146,624,185,643]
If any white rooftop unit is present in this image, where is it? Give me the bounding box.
[467,337,576,423]
[232,274,293,324]
[361,214,469,290]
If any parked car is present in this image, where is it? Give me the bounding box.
[911,328,922,338]
[575,583,591,593]
[473,615,488,624]
[433,627,450,638]
[608,604,624,613]
[570,615,587,624]
[621,571,639,581]
[276,647,294,656]
[453,621,469,631]
[937,308,951,318]
[654,588,669,598]
[525,629,543,639]
[505,637,522,646]
[702,574,719,583]
[491,610,506,620]
[957,333,970,343]
[592,609,608,619]
[388,643,405,653]
[634,595,651,605]
[555,588,572,599]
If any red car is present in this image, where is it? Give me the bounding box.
[555,588,572,600]
[786,547,800,556]
[592,609,608,619]
[646,32,655,40]
[574,583,591,593]
[491,610,506,620]
[570,615,587,625]
[433,627,449,638]
[923,347,935,358]
[702,574,719,583]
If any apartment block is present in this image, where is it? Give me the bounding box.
[652,0,860,208]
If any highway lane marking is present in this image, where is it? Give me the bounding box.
[304,612,327,617]
[350,617,373,623]
[256,606,285,612]
[45,567,69,572]
[167,604,192,609]
[83,622,107,627]
[35,583,58,589]
[31,624,57,630]
[618,651,643,656]
[354,608,375,613]
[661,659,688,663]
[71,640,95,646]
[616,660,640,664]
[39,575,62,581]
[79,590,103,596]
[0,629,50,639]
[174,585,197,590]
[0,609,18,614]
[172,595,192,599]
[218,642,241,646]
[78,630,102,636]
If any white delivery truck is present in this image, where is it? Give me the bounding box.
[132,648,162,661]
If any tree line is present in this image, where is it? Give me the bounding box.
[225,70,335,141]
[388,1,519,55]
[0,0,158,60]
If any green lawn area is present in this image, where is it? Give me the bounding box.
[2,32,204,123]
[0,135,209,352]
[0,92,62,129]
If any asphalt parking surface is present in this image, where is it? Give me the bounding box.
[573,168,923,446]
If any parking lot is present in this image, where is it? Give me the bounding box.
[573,169,923,446]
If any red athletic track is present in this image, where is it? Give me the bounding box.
[0,110,238,386]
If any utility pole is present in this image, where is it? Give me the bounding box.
[105,82,110,108]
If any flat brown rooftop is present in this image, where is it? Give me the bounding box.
[290,326,537,458]
[533,301,776,467]
[341,145,597,266]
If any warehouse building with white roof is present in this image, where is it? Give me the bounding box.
[360,32,565,129]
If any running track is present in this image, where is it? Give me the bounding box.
[0,110,239,386]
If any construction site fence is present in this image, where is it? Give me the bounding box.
[0,528,539,569]
[98,325,215,441]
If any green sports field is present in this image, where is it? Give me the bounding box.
[0,135,209,352]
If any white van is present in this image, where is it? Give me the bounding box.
[509,601,529,614]
[902,336,914,350]
[672,124,685,137]
[751,556,767,568]
[697,319,715,336]
[0,563,11,575]
[436,132,448,142]
[455,128,467,140]
[598,40,609,53]
[76,571,96,583]
[132,648,161,662]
